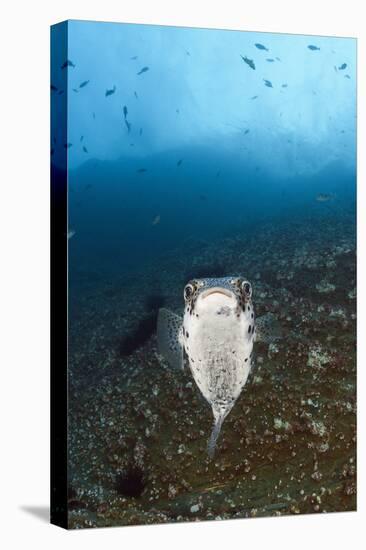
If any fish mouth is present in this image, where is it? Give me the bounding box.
[200,288,234,300]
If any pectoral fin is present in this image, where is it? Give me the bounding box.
[157,308,184,370]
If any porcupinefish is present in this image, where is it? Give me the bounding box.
[157,277,279,457]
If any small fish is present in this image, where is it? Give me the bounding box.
[199,194,207,201]
[338,63,347,70]
[51,147,55,156]
[85,183,92,190]
[130,56,138,60]
[61,59,75,69]
[216,170,221,177]
[263,79,273,88]
[64,142,73,149]
[92,112,96,120]
[308,45,320,51]
[137,168,147,173]
[240,55,255,70]
[157,277,281,457]
[83,146,88,153]
[72,88,79,93]
[58,90,64,95]
[50,84,58,92]
[105,85,116,97]
[177,159,183,167]
[134,91,138,99]
[67,230,76,239]
[80,135,84,142]
[176,109,180,114]
[316,193,334,202]
[266,58,275,62]
[125,120,132,133]
[334,65,338,72]
[344,74,351,79]
[139,127,143,136]
[275,57,281,61]
[152,215,160,226]
[250,95,258,100]
[123,106,131,132]
[281,84,288,88]
[244,129,250,135]
[79,80,90,88]
[137,66,149,75]
[255,43,268,51]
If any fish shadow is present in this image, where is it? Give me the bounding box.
[118,312,158,356]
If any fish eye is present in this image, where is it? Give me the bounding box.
[241,281,252,297]
[184,284,194,301]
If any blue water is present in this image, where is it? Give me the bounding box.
[50,21,356,283]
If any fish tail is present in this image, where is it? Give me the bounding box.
[207,414,225,459]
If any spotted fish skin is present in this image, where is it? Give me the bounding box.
[182,277,255,456]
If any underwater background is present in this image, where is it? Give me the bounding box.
[51,21,356,528]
